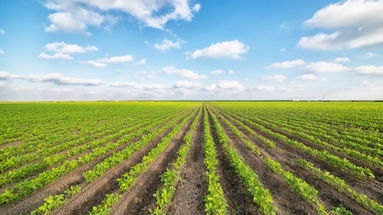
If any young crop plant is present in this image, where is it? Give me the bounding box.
[202,107,229,215]
[30,185,81,215]
[90,108,197,214]
[149,108,202,214]
[208,108,277,215]
[89,193,122,215]
[297,159,383,215]
[264,158,328,215]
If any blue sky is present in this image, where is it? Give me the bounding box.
[0,0,382,100]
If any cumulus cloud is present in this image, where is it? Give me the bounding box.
[174,80,201,89]
[39,73,103,85]
[44,0,201,33]
[305,61,351,73]
[363,52,378,58]
[211,70,225,75]
[80,54,134,67]
[189,40,249,59]
[334,57,350,63]
[40,41,98,60]
[39,52,74,60]
[354,65,383,75]
[0,71,103,86]
[162,66,206,79]
[298,0,383,50]
[45,41,98,53]
[265,59,305,69]
[154,39,182,51]
[135,58,146,66]
[261,74,287,83]
[205,80,245,92]
[111,82,168,92]
[297,74,327,81]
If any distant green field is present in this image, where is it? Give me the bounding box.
[0,102,382,215]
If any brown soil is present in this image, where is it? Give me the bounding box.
[207,110,261,215]
[0,112,187,215]
[168,109,206,215]
[52,111,196,215]
[0,140,23,150]
[216,108,383,211]
[110,109,199,215]
[212,109,318,215]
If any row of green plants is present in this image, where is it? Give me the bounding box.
[149,108,202,214]
[297,159,383,215]
[30,185,81,215]
[223,110,375,179]
[208,108,277,215]
[83,109,193,182]
[263,158,328,215]
[0,110,185,205]
[202,108,228,215]
[0,113,169,189]
[88,108,197,214]
[244,113,383,169]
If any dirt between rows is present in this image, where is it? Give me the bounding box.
[206,110,261,215]
[110,109,199,215]
[216,109,382,214]
[53,110,197,215]
[0,112,188,215]
[230,111,383,205]
[211,109,318,215]
[168,109,206,215]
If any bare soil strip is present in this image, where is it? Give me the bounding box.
[168,109,206,215]
[0,112,186,215]
[206,110,261,215]
[52,111,197,215]
[217,109,383,210]
[212,109,318,215]
[109,110,198,215]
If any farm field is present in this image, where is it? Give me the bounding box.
[0,101,382,215]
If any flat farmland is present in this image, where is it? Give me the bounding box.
[0,101,382,215]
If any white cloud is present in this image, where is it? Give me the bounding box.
[228,70,235,75]
[305,61,351,73]
[174,80,201,89]
[254,85,276,92]
[39,73,103,85]
[154,39,182,51]
[297,74,327,81]
[354,65,383,75]
[135,58,146,66]
[0,71,103,86]
[189,40,249,59]
[99,55,134,64]
[134,71,156,79]
[265,59,305,69]
[192,4,201,12]
[79,60,107,68]
[363,52,378,58]
[81,55,134,67]
[0,29,5,35]
[0,50,4,55]
[39,52,74,60]
[205,80,244,92]
[45,42,98,53]
[334,57,350,63]
[40,42,98,60]
[211,70,225,75]
[298,0,383,50]
[162,66,207,79]
[111,82,167,91]
[45,0,201,33]
[262,74,287,83]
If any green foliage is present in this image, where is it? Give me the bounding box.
[89,193,122,215]
[331,207,353,215]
